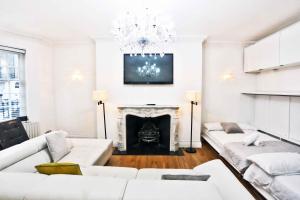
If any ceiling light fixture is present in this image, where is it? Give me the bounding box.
[112,8,175,57]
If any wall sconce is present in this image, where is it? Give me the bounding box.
[222,73,234,80]
[71,70,83,81]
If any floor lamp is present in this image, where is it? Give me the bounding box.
[185,91,201,153]
[93,90,108,139]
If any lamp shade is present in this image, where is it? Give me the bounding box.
[186,90,201,102]
[93,90,107,101]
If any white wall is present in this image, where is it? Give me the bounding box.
[53,42,96,138]
[95,37,204,147]
[0,31,55,133]
[202,42,256,123]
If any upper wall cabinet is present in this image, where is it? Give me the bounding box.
[280,21,300,66]
[244,33,280,72]
[244,20,300,73]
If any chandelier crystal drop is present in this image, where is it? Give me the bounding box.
[137,61,160,78]
[112,8,175,57]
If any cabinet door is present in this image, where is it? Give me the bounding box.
[268,96,290,139]
[244,33,280,72]
[289,97,300,144]
[254,95,269,131]
[255,33,280,70]
[280,21,300,66]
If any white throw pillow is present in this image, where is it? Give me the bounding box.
[247,152,300,176]
[243,133,259,146]
[46,130,71,162]
[203,123,223,131]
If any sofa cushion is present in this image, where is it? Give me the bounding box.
[0,139,39,170]
[46,131,71,162]
[59,138,113,166]
[123,180,223,200]
[0,172,47,200]
[193,159,254,200]
[2,149,51,173]
[0,119,29,150]
[25,175,128,200]
[81,166,138,180]
[137,168,195,180]
[58,146,107,166]
[36,162,82,175]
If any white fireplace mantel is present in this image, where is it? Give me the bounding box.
[117,105,180,152]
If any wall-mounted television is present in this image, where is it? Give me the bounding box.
[124,53,173,84]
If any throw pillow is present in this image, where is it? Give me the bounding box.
[46,130,71,162]
[221,122,244,133]
[247,152,300,176]
[243,133,259,146]
[161,174,210,181]
[203,123,223,131]
[35,162,82,175]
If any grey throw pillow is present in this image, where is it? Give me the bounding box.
[161,174,210,181]
[221,122,244,133]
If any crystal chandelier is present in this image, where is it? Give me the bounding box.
[137,61,160,78]
[112,8,175,57]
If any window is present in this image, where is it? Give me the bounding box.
[0,46,26,121]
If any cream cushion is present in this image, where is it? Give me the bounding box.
[123,180,223,200]
[46,131,71,162]
[81,166,138,180]
[0,172,47,200]
[25,175,127,200]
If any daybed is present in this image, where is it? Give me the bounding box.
[202,122,300,200]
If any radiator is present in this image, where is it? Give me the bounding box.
[22,121,41,138]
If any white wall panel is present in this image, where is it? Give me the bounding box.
[268,96,289,138]
[289,97,300,144]
[254,95,269,131]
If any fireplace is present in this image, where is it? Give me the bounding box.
[126,115,170,154]
[117,105,179,154]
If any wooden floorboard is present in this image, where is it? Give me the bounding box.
[106,141,218,169]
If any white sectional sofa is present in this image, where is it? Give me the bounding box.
[0,133,255,200]
[0,134,113,173]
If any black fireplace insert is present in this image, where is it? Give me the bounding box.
[126,114,171,155]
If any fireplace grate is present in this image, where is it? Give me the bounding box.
[138,121,160,143]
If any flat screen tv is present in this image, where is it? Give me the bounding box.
[124,53,173,84]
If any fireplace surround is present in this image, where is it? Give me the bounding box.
[117,105,179,153]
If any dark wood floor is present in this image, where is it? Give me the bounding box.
[106,140,264,200]
[106,141,218,169]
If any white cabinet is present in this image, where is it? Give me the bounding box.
[267,96,290,139]
[289,97,300,143]
[244,33,280,72]
[280,21,300,66]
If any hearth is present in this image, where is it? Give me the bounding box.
[126,115,170,154]
[117,105,180,154]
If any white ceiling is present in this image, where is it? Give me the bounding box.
[0,0,300,42]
